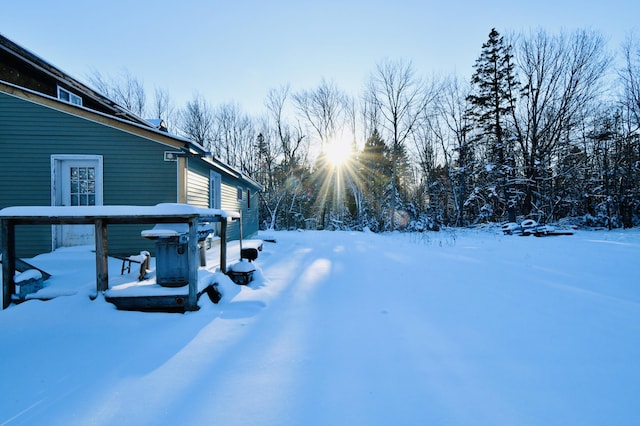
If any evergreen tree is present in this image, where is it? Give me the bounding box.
[467,28,519,222]
[359,129,392,231]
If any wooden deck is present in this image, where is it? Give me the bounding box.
[1,204,241,311]
[103,239,262,311]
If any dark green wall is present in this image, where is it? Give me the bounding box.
[1,91,261,259]
[0,91,178,257]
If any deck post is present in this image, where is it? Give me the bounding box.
[95,219,109,292]
[187,217,198,310]
[220,216,227,274]
[239,211,243,254]
[1,219,16,309]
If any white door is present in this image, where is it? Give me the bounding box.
[51,155,103,248]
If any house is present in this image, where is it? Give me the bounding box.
[0,33,261,258]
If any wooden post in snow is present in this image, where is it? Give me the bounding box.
[1,219,16,309]
[187,217,198,309]
[220,216,227,274]
[95,219,109,293]
[239,210,243,255]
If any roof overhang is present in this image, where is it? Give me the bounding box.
[0,33,151,127]
[1,80,192,151]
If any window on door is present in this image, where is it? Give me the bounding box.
[69,166,96,206]
[51,155,103,208]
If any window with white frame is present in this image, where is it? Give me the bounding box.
[57,86,82,106]
[237,186,243,202]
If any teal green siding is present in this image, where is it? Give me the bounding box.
[0,91,178,257]
[187,157,260,241]
[220,175,259,240]
[221,176,241,240]
[246,188,259,237]
[1,91,260,258]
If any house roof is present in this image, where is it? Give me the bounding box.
[0,33,152,128]
[0,33,262,191]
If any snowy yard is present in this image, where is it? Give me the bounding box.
[1,227,639,425]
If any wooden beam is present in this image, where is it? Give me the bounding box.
[1,219,16,309]
[0,215,220,226]
[177,157,188,203]
[104,294,190,312]
[187,217,198,310]
[219,216,227,274]
[239,211,244,253]
[14,258,51,281]
[95,219,109,293]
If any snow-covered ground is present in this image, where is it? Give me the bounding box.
[1,227,639,425]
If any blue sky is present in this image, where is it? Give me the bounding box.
[2,0,639,116]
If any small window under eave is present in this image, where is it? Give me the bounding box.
[57,85,82,106]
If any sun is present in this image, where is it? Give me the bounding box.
[325,139,352,167]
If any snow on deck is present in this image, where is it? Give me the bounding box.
[5,239,262,300]
[105,240,262,297]
[104,239,262,297]
[0,203,240,219]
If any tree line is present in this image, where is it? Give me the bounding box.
[90,28,640,231]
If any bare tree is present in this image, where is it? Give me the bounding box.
[255,117,282,195]
[88,69,146,116]
[436,76,474,225]
[343,95,365,226]
[178,93,214,148]
[615,35,640,227]
[620,34,640,132]
[512,28,611,218]
[366,59,436,229]
[410,76,471,226]
[149,87,176,132]
[293,78,349,153]
[266,86,307,168]
[293,80,352,228]
[212,102,256,174]
[259,86,309,230]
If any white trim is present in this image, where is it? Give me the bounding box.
[50,155,103,249]
[209,171,221,209]
[50,154,104,206]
